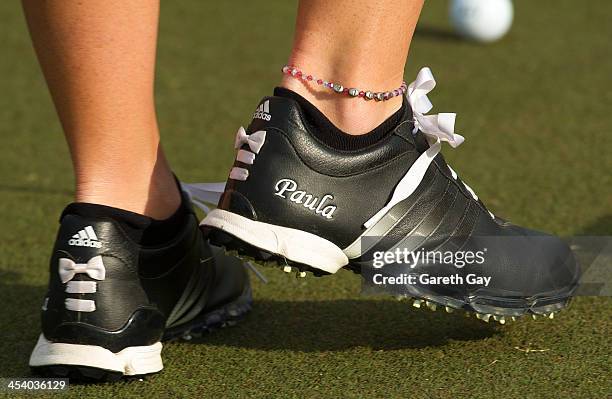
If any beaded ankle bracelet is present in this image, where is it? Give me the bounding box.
[282,65,407,102]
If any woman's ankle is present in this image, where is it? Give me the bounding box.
[74,152,181,220]
[280,66,404,135]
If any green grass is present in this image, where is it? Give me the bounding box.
[0,1,610,398]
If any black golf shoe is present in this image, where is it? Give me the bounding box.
[196,67,579,323]
[29,189,251,381]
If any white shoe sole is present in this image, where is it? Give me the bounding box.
[29,334,163,376]
[202,209,348,274]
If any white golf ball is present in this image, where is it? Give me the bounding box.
[449,0,514,43]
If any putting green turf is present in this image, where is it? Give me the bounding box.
[0,1,610,398]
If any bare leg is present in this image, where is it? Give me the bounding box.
[22,0,178,219]
[282,0,424,135]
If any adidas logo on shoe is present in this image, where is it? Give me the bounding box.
[68,225,102,248]
[252,100,271,121]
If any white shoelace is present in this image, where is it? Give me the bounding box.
[58,256,106,312]
[229,127,266,182]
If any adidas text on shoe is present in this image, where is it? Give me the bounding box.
[68,225,102,248]
[252,99,272,121]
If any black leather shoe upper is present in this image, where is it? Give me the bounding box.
[217,95,580,302]
[41,196,248,352]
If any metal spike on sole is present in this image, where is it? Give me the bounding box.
[532,314,538,320]
[493,315,500,321]
[283,266,292,273]
[297,271,306,278]
[413,299,422,308]
[499,316,506,325]
[548,312,555,319]
[511,316,517,322]
[445,306,453,313]
[480,314,491,322]
[426,301,437,311]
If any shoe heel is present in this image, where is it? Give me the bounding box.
[29,334,163,379]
